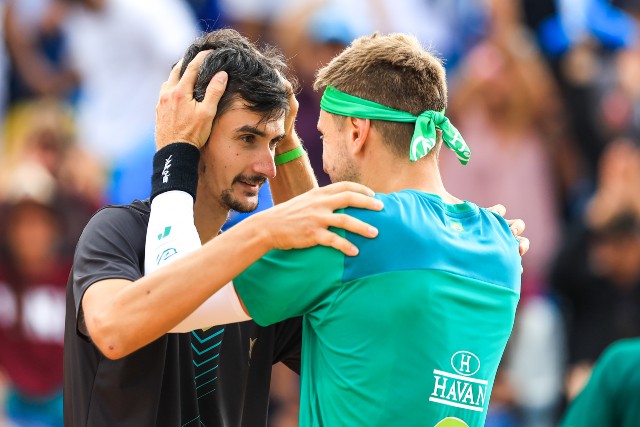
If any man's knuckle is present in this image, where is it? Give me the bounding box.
[158,92,170,104]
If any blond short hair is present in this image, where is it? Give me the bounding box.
[314,33,447,158]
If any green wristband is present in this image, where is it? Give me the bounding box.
[274,146,305,166]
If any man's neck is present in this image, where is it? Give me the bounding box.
[193,197,229,243]
[359,152,461,204]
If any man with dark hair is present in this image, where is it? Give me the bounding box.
[150,32,528,426]
[63,29,383,426]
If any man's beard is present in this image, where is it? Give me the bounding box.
[220,174,266,213]
[328,157,360,184]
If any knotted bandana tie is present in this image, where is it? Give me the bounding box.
[320,86,470,164]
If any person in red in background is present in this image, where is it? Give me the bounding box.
[0,164,69,427]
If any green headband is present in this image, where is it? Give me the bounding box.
[320,86,470,164]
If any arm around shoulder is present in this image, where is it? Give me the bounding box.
[81,207,274,359]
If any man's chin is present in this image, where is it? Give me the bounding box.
[233,202,259,214]
[225,196,259,213]
[221,186,262,213]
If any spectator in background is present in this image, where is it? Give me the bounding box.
[57,0,200,166]
[589,47,640,168]
[0,99,100,255]
[3,0,76,103]
[273,0,488,71]
[0,164,69,427]
[519,0,640,218]
[537,0,638,58]
[4,0,200,202]
[551,139,640,401]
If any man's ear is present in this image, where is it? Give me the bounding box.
[348,117,371,156]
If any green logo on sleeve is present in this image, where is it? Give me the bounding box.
[158,226,172,240]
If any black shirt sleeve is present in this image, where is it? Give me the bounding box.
[72,204,148,338]
[272,317,303,374]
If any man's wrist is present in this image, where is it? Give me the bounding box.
[243,212,277,253]
[274,131,306,166]
[274,146,305,166]
[151,143,200,202]
[275,132,302,155]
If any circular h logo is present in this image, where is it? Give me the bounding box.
[450,351,480,377]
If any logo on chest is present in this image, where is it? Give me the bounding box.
[429,351,488,412]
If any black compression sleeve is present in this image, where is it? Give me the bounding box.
[150,143,200,202]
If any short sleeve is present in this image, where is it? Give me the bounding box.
[234,240,345,327]
[72,206,148,336]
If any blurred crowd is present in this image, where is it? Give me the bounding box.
[0,0,639,426]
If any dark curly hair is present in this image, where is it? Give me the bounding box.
[180,29,295,123]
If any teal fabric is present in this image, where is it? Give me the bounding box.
[343,191,520,291]
[234,191,521,426]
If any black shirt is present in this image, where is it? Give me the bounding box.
[63,200,302,426]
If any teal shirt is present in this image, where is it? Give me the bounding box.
[561,338,640,427]
[235,191,521,427]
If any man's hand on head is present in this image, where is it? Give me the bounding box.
[155,50,228,151]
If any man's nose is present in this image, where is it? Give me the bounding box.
[252,149,277,179]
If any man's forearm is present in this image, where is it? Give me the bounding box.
[270,133,318,204]
[84,215,272,359]
[145,190,251,333]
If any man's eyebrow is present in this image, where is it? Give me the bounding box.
[235,125,266,137]
[235,125,285,142]
[235,125,286,142]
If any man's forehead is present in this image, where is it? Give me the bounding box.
[223,100,285,133]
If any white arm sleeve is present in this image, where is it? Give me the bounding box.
[144,190,251,332]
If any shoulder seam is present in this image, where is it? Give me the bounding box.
[93,201,150,218]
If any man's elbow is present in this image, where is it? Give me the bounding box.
[86,313,134,360]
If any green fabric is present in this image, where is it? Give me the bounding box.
[235,194,521,426]
[234,236,345,325]
[236,267,518,427]
[320,86,471,164]
[560,338,640,427]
